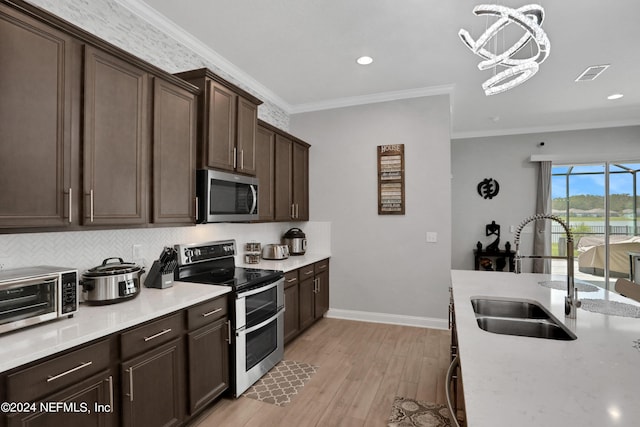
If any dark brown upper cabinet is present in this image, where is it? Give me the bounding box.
[83,46,150,226]
[255,125,276,221]
[0,1,200,233]
[152,78,197,225]
[0,3,81,229]
[259,121,310,222]
[292,140,310,221]
[174,69,262,176]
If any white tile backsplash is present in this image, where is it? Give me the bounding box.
[0,222,330,273]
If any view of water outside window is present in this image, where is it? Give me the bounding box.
[551,163,640,291]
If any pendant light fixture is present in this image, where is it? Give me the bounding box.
[459,4,551,96]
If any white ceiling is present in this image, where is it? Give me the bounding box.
[131,0,640,138]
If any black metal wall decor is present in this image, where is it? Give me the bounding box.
[477,178,500,199]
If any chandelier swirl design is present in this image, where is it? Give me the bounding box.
[459,4,550,96]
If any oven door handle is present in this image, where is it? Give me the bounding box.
[237,309,283,335]
[236,278,282,299]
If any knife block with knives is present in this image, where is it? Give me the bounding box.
[144,247,178,289]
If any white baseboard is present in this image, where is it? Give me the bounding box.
[325,308,449,330]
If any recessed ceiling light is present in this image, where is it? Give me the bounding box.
[607,93,624,100]
[356,56,373,65]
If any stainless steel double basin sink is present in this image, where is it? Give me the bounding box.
[471,298,577,340]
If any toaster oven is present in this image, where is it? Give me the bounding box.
[0,266,78,335]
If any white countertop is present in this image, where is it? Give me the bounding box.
[0,281,230,374]
[237,252,331,272]
[451,270,640,427]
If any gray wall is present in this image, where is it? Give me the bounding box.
[291,96,452,325]
[451,125,640,272]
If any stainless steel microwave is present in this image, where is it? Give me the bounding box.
[196,169,258,223]
[0,266,79,335]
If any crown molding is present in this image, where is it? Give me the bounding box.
[451,118,640,140]
[290,84,455,114]
[114,0,292,111]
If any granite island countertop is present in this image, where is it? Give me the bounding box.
[0,281,231,374]
[451,269,640,427]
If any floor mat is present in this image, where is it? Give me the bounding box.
[388,396,461,427]
[243,360,318,407]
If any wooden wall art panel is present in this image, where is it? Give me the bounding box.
[377,144,405,215]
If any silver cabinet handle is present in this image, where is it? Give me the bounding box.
[47,361,93,382]
[291,204,295,218]
[233,147,237,169]
[90,189,94,222]
[296,204,299,219]
[107,375,114,411]
[240,149,244,170]
[126,368,134,402]
[195,197,198,222]
[68,188,73,223]
[202,307,222,317]
[286,278,297,283]
[303,270,314,276]
[143,328,172,342]
[226,320,231,344]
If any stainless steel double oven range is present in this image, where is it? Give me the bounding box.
[175,240,284,397]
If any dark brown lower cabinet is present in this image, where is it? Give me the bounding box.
[7,370,115,427]
[121,338,185,427]
[286,259,330,344]
[284,276,300,344]
[299,276,316,332]
[314,268,330,321]
[187,317,229,414]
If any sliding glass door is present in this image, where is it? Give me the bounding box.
[551,162,640,290]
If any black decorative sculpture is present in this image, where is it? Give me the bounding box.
[477,178,500,199]
[485,220,501,253]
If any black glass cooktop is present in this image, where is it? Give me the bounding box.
[179,265,283,292]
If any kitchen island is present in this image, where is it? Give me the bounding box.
[451,270,640,427]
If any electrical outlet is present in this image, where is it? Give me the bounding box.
[426,232,438,243]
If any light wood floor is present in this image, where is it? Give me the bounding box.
[190,318,452,427]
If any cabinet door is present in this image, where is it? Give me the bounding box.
[8,370,116,427]
[204,80,236,171]
[314,269,330,320]
[292,142,309,221]
[83,46,149,225]
[236,97,257,176]
[0,5,79,228]
[152,78,196,224]
[121,338,185,427]
[255,125,275,221]
[284,282,300,344]
[299,277,315,332]
[274,134,293,221]
[187,317,229,414]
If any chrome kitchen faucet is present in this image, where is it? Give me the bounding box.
[514,214,580,318]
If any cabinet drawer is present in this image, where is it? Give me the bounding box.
[7,339,112,402]
[315,259,329,273]
[299,265,315,280]
[284,271,298,289]
[187,296,228,331]
[121,312,183,360]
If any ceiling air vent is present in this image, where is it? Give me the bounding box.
[575,64,610,82]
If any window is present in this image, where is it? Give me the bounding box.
[551,162,640,290]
